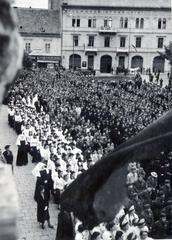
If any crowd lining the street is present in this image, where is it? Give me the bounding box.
[4,68,172,239]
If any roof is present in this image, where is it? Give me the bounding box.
[13,7,61,36]
[62,0,171,10]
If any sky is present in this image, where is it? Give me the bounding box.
[13,0,48,8]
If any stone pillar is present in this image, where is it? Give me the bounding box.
[0,165,19,240]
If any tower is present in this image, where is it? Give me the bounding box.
[48,0,61,10]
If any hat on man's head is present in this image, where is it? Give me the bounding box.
[138,218,145,226]
[167,199,172,205]
[160,212,166,218]
[128,205,135,212]
[5,145,10,149]
[140,226,149,233]
[144,203,151,209]
[151,172,158,178]
[165,179,170,184]
[120,215,128,227]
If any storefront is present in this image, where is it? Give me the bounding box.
[30,55,61,69]
[37,56,61,68]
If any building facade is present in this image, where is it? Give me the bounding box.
[14,7,61,68]
[55,0,172,73]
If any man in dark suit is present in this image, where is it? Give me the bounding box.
[3,145,14,173]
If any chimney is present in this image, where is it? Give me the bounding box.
[48,0,61,10]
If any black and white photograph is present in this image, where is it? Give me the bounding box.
[0,0,172,239]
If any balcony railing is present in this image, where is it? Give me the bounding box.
[85,45,98,52]
[99,26,117,34]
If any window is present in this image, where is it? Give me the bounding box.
[88,17,96,28]
[136,18,144,29]
[109,17,112,28]
[88,18,92,27]
[72,17,80,27]
[72,18,76,27]
[77,18,80,27]
[88,36,94,47]
[25,42,31,53]
[120,17,124,28]
[120,37,126,47]
[104,17,112,28]
[73,36,79,46]
[93,17,96,28]
[136,37,142,48]
[158,37,164,48]
[45,43,51,53]
[140,18,144,29]
[162,18,166,29]
[158,18,162,29]
[104,17,108,27]
[124,18,128,28]
[136,18,139,28]
[158,18,166,29]
[104,36,110,47]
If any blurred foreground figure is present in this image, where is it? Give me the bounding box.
[0,1,23,239]
[0,0,23,105]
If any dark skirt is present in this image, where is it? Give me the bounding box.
[16,145,28,166]
[15,121,22,135]
[37,205,50,224]
[8,115,14,128]
[56,211,74,240]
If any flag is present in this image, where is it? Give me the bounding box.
[61,109,172,230]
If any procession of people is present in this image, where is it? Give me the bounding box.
[4,67,172,239]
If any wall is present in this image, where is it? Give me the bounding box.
[22,35,61,57]
[62,6,172,72]
[62,0,171,8]
[0,165,19,240]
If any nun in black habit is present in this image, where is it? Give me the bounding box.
[16,132,28,166]
[34,184,54,229]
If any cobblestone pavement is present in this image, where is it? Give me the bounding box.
[0,105,58,240]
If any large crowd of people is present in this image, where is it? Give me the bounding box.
[6,68,172,239]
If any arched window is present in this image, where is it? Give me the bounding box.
[124,18,128,28]
[158,18,162,29]
[136,18,139,28]
[140,18,144,29]
[120,17,124,28]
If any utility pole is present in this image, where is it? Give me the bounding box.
[128,23,131,70]
[72,22,76,71]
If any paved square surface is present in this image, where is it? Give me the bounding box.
[0,105,58,240]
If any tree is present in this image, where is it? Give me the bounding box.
[23,51,33,69]
[159,42,172,86]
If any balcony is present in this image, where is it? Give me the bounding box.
[84,45,98,55]
[116,48,129,56]
[99,26,117,35]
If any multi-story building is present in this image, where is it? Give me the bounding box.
[14,7,61,68]
[49,0,172,74]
